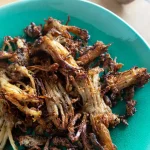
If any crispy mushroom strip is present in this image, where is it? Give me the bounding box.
[105,67,150,94]
[33,36,84,76]
[71,67,120,150]
[0,68,41,120]
[42,77,74,130]
[19,135,47,149]
[0,51,14,60]
[0,99,17,150]
[76,42,108,66]
[100,53,123,73]
[0,36,29,66]
[43,17,89,41]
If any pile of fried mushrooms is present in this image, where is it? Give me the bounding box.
[0,17,149,150]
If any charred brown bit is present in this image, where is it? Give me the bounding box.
[77,42,108,66]
[0,61,9,69]
[100,53,123,73]
[52,137,76,148]
[24,22,42,38]
[126,100,136,116]
[19,135,47,148]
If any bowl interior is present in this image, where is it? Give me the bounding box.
[0,0,150,150]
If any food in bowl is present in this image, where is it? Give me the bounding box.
[0,17,149,150]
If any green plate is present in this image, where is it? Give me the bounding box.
[0,0,150,150]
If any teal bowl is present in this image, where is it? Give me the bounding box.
[1,0,150,150]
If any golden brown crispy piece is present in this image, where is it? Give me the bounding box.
[0,66,41,120]
[0,71,37,103]
[123,86,136,116]
[7,63,36,89]
[71,67,120,150]
[65,25,89,41]
[105,67,150,93]
[39,36,79,69]
[91,116,116,150]
[77,42,108,66]
[42,77,74,130]
[0,61,9,69]
[43,17,89,41]
[0,51,14,60]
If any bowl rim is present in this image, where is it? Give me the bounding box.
[0,0,149,48]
